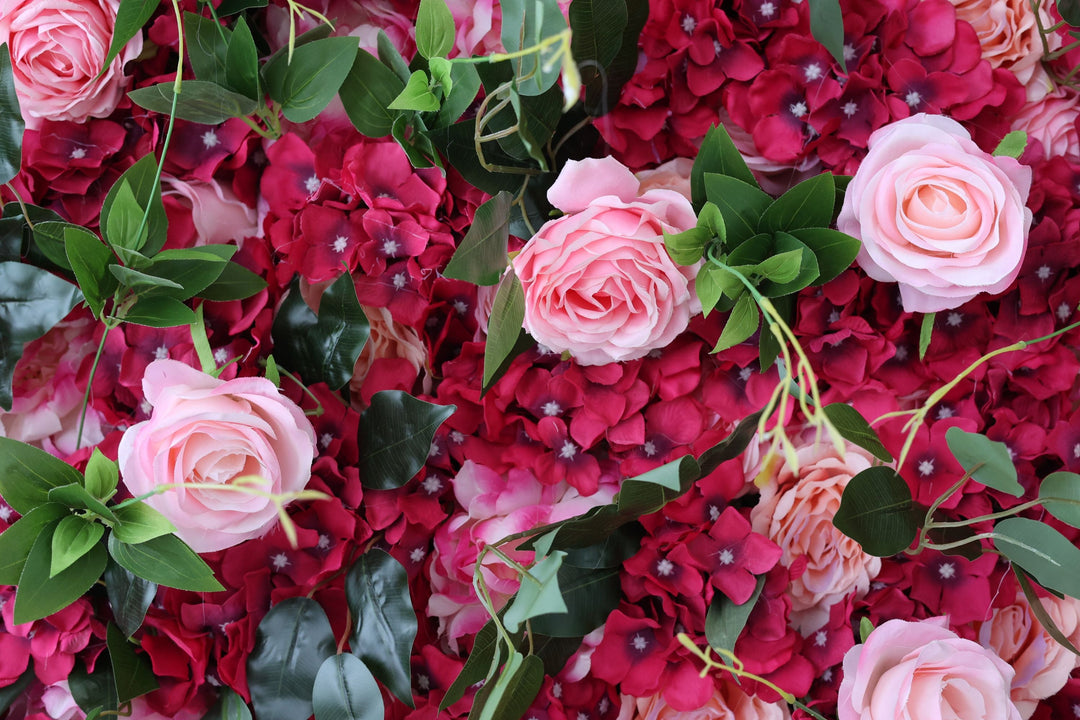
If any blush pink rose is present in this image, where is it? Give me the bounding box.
[616,681,791,720]
[636,158,694,201]
[0,0,143,129]
[947,0,1057,89]
[511,157,698,366]
[117,359,317,553]
[1009,89,1080,162]
[838,617,1022,720]
[162,177,259,248]
[978,591,1080,719]
[837,113,1032,313]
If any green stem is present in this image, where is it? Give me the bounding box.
[3,182,32,229]
[927,498,1042,529]
[276,367,326,416]
[75,318,119,450]
[922,532,996,553]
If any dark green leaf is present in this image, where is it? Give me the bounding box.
[103,0,157,74]
[945,427,1022,497]
[822,403,893,462]
[51,516,105,577]
[0,670,33,715]
[85,448,119,501]
[788,227,861,285]
[759,173,835,233]
[0,503,67,584]
[919,312,935,360]
[468,652,544,720]
[377,31,412,84]
[703,174,773,248]
[128,81,259,124]
[197,260,267,301]
[705,574,765,652]
[436,61,482,127]
[390,114,444,170]
[731,233,819,298]
[807,0,846,72]
[1014,568,1080,658]
[1061,0,1080,26]
[994,518,1080,598]
[345,549,417,707]
[581,0,647,116]
[832,466,919,557]
[107,532,224,592]
[0,262,84,410]
[122,295,198,327]
[483,269,526,391]
[663,226,710,266]
[103,559,157,638]
[698,408,766,476]
[358,391,455,489]
[144,245,234,300]
[416,0,456,58]
[531,635,585,676]
[1039,472,1080,528]
[926,524,983,561]
[225,18,261,100]
[107,623,158,703]
[692,125,759,207]
[569,0,628,69]
[14,528,107,624]
[339,49,405,138]
[112,263,186,292]
[0,436,85,513]
[758,294,790,371]
[504,552,567,633]
[441,621,503,710]
[69,659,118,716]
[112,501,176,544]
[993,130,1027,159]
[14,206,72,273]
[529,563,619,637]
[313,654,384,720]
[105,179,150,251]
[503,86,563,169]
[443,191,512,285]
[215,0,267,14]
[712,292,758,353]
[271,273,369,390]
[500,0,570,96]
[388,70,441,112]
[0,43,24,185]
[264,37,359,123]
[64,225,117,318]
[262,24,332,68]
[247,597,336,720]
[184,12,231,86]
[201,688,253,720]
[100,154,168,256]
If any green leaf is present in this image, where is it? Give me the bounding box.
[313,654,384,720]
[441,621,505,711]
[436,61,482,127]
[110,264,183,290]
[14,207,73,274]
[84,448,119,502]
[703,174,773,248]
[0,262,84,410]
[529,562,620,637]
[443,191,512,285]
[107,532,224,592]
[105,179,150,252]
[102,0,157,74]
[197,260,267,301]
[339,49,405,138]
[859,617,874,643]
[1039,472,1080,528]
[128,81,259,124]
[569,0,628,70]
[617,455,701,517]
[919,312,935,360]
[500,0,570,97]
[695,263,728,317]
[215,0,268,14]
[994,518,1080,598]
[692,125,759,207]
[945,427,1022,497]
[429,57,454,95]
[807,0,846,72]
[0,670,33,715]
[64,225,117,318]
[51,516,105,577]
[993,130,1027,159]
[663,226,710,266]
[0,44,24,185]
[14,528,107,624]
[358,391,455,489]
[822,403,893,462]
[416,0,456,58]
[712,292,759,353]
[504,552,567,632]
[483,268,526,391]
[248,597,336,720]
[271,274,370,390]
[1014,568,1080,658]
[468,652,544,720]
[184,12,231,86]
[201,688,253,720]
[107,623,158,703]
[103,559,157,638]
[788,227,861,285]
[755,248,804,285]
[345,549,417,707]
[760,173,835,232]
[100,154,168,256]
[388,70,441,112]
[705,574,765,652]
[69,659,118,717]
[0,503,67,584]
[142,246,233,300]
[112,501,177,544]
[833,466,919,557]
[502,86,563,169]
[122,295,198,327]
[1061,0,1080,26]
[377,31,413,84]
[0,437,86,513]
[264,37,359,123]
[698,408,767,476]
[225,18,261,101]
[582,0,647,116]
[390,114,444,170]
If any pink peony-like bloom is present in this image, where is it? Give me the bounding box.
[117,359,317,553]
[616,681,791,720]
[1009,89,1080,162]
[837,113,1033,313]
[749,437,881,634]
[978,591,1080,719]
[838,617,1022,720]
[511,157,698,366]
[0,0,143,129]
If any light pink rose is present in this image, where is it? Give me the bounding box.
[0,0,143,129]
[511,157,698,366]
[616,682,790,720]
[41,681,84,720]
[948,0,1058,89]
[349,305,428,407]
[749,438,881,634]
[162,177,259,247]
[838,617,1022,720]
[837,114,1033,313]
[1009,89,1080,162]
[445,0,571,57]
[118,359,317,553]
[978,591,1080,719]
[636,158,694,201]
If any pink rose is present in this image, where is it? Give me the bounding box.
[838,617,1022,720]
[0,0,143,129]
[511,157,698,366]
[749,438,881,634]
[1009,90,1080,162]
[118,359,317,553]
[636,158,694,201]
[838,114,1033,313]
[162,177,259,248]
[948,0,1057,89]
[616,682,791,720]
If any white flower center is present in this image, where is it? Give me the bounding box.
[449,430,465,444]
[804,63,823,82]
[936,406,954,420]
[392,272,407,290]
[333,235,348,253]
[214,347,229,364]
[632,634,649,651]
[154,345,169,360]
[938,562,956,580]
[70,147,87,160]
[814,630,828,647]
[946,312,963,327]
[822,668,834,683]
[1037,265,1052,281]
[559,440,578,460]
[656,558,675,576]
[428,441,440,458]
[452,299,469,315]
[417,674,430,691]
[739,367,753,382]
[718,548,735,565]
[681,14,696,33]
[0,505,11,522]
[410,547,426,563]
[760,1,776,17]
[271,552,290,570]
[422,475,443,494]
[842,100,858,118]
[789,101,808,118]
[894,345,909,362]
[1073,443,1080,459]
[202,129,219,149]
[1059,302,1072,321]
[918,459,935,476]
[843,44,856,61]
[643,440,657,457]
[305,175,320,194]
[905,90,922,108]
[317,534,330,549]
[542,401,562,416]
[319,433,333,449]
[708,505,720,522]
[382,238,400,256]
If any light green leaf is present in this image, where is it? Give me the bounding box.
[51,516,105,577]
[197,260,267,301]
[919,312,935,360]
[822,403,893,462]
[945,427,1022,497]
[184,12,231,86]
[754,248,804,285]
[993,131,1027,159]
[358,391,455,490]
[468,651,544,720]
[503,552,568,632]
[104,179,149,252]
[84,449,119,502]
[859,617,874,643]
[712,292,758,353]
[443,191,512,285]
[388,71,440,112]
[500,0,570,97]
[264,37,359,123]
[663,226,710,266]
[695,263,727,317]
[111,502,176,545]
[107,533,224,592]
[416,0,455,58]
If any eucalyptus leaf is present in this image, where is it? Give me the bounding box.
[569,0,628,70]
[1062,0,1080,26]
[616,454,701,517]
[201,689,253,720]
[128,81,259,125]
[0,436,86,513]
[832,466,919,557]
[339,49,405,138]
[945,427,1022,497]
[107,533,224,592]
[529,562,619,637]
[483,269,527,391]
[106,623,158,703]
[443,191,512,285]
[377,31,412,84]
[0,503,67,584]
[705,574,765,652]
[12,205,71,273]
[503,552,567,633]
[994,518,1080,598]
[0,43,24,185]
[103,560,157,638]
[822,403,893,462]
[358,391,455,490]
[698,409,766,476]
[69,659,118,716]
[14,529,107,624]
[313,654,384,720]
[216,0,268,14]
[50,516,105,577]
[1039,472,1080,528]
[264,37,359,123]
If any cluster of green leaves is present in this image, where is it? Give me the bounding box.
[665,124,860,364]
[834,427,1080,654]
